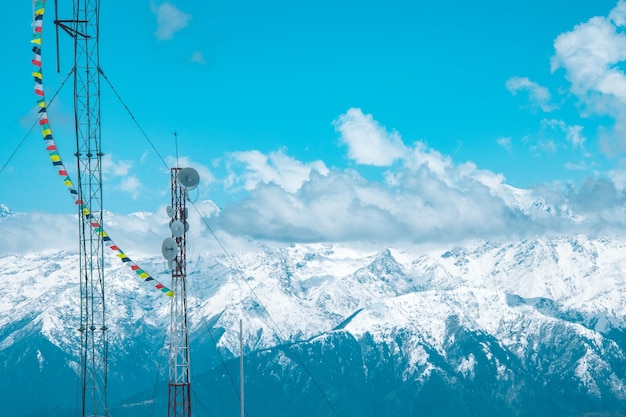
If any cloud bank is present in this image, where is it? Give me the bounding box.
[210,108,626,245]
[7,107,626,256]
[6,107,626,256]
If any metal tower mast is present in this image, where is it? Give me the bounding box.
[56,0,107,415]
[164,167,198,417]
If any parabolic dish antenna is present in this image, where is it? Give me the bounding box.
[177,167,200,190]
[161,237,179,261]
[170,220,185,238]
[166,205,174,218]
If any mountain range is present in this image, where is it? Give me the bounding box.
[3,234,626,416]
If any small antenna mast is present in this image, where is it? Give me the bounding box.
[174,131,179,167]
[53,0,88,74]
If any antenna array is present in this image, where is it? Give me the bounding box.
[163,167,200,417]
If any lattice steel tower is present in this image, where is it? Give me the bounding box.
[163,167,199,417]
[56,0,107,415]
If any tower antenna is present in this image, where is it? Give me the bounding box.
[55,1,107,415]
[163,166,200,417]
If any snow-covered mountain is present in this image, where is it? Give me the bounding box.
[3,236,626,416]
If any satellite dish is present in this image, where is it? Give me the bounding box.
[177,167,200,190]
[170,220,185,237]
[161,237,179,261]
[166,206,174,218]
[169,260,178,271]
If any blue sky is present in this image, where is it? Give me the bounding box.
[4,0,626,251]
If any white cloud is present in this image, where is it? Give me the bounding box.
[119,176,142,199]
[566,125,586,148]
[403,141,452,178]
[333,108,406,166]
[215,161,517,245]
[100,210,169,256]
[9,110,626,250]
[211,112,527,244]
[226,149,329,193]
[101,155,146,199]
[533,139,557,154]
[151,1,192,41]
[523,119,587,156]
[0,208,174,258]
[197,111,626,245]
[0,212,75,255]
[505,76,556,112]
[102,154,132,177]
[211,151,626,244]
[551,1,626,154]
[608,168,626,191]
[497,137,512,152]
[611,0,626,26]
[552,14,626,100]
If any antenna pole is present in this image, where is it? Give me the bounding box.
[54,0,89,74]
[240,319,245,417]
[174,131,179,167]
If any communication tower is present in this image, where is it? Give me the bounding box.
[55,1,107,415]
[162,167,200,417]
